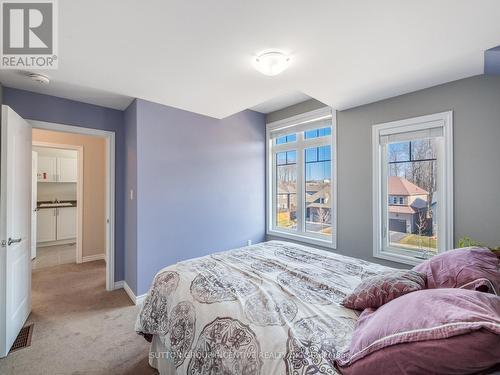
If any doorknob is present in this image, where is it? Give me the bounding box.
[8,237,22,246]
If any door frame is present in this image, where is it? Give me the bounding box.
[30,120,116,291]
[32,141,84,263]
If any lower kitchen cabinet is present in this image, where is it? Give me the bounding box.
[57,207,77,240]
[36,208,57,243]
[37,206,77,244]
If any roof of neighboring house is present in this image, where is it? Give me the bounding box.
[279,181,331,196]
[388,176,428,196]
[411,197,428,210]
[389,205,417,214]
[306,181,330,192]
[278,181,296,194]
[307,202,330,209]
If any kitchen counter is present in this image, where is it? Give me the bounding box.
[37,200,77,209]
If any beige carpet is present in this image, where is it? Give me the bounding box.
[0,261,157,375]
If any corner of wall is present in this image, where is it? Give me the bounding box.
[0,82,3,122]
[265,98,327,123]
[123,98,139,295]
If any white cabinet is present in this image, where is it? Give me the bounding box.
[56,207,77,240]
[36,207,76,244]
[37,156,77,182]
[37,208,57,242]
[57,158,77,182]
[37,156,57,182]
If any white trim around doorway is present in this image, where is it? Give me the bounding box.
[29,120,116,292]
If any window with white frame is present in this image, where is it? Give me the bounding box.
[267,107,336,248]
[372,111,453,265]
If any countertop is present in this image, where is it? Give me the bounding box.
[37,200,77,209]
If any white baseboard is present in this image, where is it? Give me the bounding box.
[114,280,147,305]
[114,280,124,289]
[82,254,106,263]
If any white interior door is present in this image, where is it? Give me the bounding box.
[31,151,38,259]
[0,105,32,357]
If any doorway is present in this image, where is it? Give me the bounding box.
[0,107,117,357]
[30,120,116,291]
[32,144,82,270]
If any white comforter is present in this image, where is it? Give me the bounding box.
[136,240,390,375]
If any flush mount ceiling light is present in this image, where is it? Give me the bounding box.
[253,51,291,76]
[28,73,50,85]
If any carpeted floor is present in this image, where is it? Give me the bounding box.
[0,260,157,375]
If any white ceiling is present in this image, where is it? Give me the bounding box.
[250,91,311,114]
[1,0,499,118]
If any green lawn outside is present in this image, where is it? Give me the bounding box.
[398,234,437,251]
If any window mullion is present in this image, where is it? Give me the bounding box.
[271,150,277,231]
[436,138,445,253]
[380,144,389,249]
[296,134,305,234]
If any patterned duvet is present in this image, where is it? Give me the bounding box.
[135,240,391,374]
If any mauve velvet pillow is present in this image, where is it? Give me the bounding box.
[342,270,426,310]
[336,288,500,375]
[412,247,500,295]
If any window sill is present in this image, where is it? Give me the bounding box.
[267,229,336,250]
[373,249,430,266]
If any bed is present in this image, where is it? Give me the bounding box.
[135,240,391,375]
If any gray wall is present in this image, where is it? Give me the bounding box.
[267,74,500,268]
[132,99,267,295]
[266,98,325,123]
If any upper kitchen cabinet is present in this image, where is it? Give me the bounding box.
[37,155,57,182]
[58,158,77,182]
[37,154,77,182]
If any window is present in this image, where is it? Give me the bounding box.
[373,111,453,265]
[267,107,336,248]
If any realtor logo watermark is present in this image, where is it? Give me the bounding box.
[1,0,58,69]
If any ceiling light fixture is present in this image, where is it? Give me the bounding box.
[253,50,291,76]
[28,73,50,85]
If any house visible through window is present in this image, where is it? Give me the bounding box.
[267,108,336,248]
[373,112,453,265]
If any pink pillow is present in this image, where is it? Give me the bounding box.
[342,270,426,310]
[413,247,500,295]
[336,288,500,375]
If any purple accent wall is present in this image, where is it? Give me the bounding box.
[2,88,266,295]
[3,87,126,282]
[485,46,500,76]
[133,99,266,295]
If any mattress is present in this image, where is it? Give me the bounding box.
[136,240,391,374]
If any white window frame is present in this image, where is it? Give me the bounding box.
[266,107,337,248]
[372,111,453,265]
